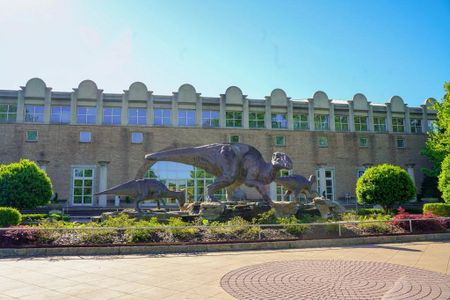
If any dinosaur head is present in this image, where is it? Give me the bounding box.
[271,152,293,170]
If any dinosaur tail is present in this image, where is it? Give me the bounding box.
[95,180,134,196]
[145,147,202,165]
[308,175,316,184]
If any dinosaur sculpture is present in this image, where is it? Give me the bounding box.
[274,174,317,202]
[137,143,293,205]
[95,179,185,212]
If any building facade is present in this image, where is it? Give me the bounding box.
[0,78,437,207]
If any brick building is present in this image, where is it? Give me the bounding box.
[0,78,437,207]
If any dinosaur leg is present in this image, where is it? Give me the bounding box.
[206,176,234,202]
[135,196,143,213]
[226,181,242,201]
[244,179,272,204]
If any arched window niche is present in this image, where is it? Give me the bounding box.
[144,162,225,205]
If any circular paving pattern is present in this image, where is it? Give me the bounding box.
[220,260,450,300]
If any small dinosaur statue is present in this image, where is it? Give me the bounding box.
[274,174,317,202]
[95,179,185,212]
[137,143,293,205]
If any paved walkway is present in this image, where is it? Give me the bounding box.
[0,241,449,299]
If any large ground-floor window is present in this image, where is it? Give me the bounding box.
[72,166,95,206]
[276,170,291,201]
[145,162,226,205]
[316,168,335,201]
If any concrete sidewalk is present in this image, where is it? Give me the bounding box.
[0,241,449,299]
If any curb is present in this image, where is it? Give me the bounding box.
[1,233,450,258]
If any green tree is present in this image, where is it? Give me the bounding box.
[0,159,53,209]
[422,82,450,176]
[356,164,416,212]
[438,154,450,203]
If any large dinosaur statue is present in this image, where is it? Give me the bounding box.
[137,143,293,205]
[274,174,317,202]
[95,179,185,212]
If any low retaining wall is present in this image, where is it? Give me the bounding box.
[1,233,450,258]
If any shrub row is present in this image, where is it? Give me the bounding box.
[423,203,450,217]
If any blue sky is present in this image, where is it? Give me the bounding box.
[0,0,449,106]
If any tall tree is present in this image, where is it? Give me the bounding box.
[422,82,450,176]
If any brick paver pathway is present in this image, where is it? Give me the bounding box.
[221,260,450,300]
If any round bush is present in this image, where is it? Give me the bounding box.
[0,159,53,209]
[0,207,22,227]
[356,164,416,212]
[438,154,450,203]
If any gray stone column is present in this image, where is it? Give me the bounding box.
[16,89,25,123]
[43,87,52,124]
[329,102,335,131]
[318,165,326,198]
[386,103,393,133]
[287,100,294,130]
[195,96,203,127]
[96,90,104,125]
[368,103,374,132]
[308,99,315,130]
[97,161,110,207]
[171,95,178,127]
[406,163,416,201]
[348,101,355,132]
[114,196,121,207]
[269,182,277,201]
[121,93,129,125]
[147,93,154,126]
[404,105,411,133]
[421,105,428,132]
[70,90,78,124]
[243,98,249,129]
[265,98,272,129]
[219,96,226,128]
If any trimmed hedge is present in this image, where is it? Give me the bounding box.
[423,203,450,217]
[0,207,22,227]
[0,159,53,209]
[356,164,415,212]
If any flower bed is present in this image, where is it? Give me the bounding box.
[0,209,449,248]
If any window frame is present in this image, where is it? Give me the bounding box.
[334,115,349,132]
[131,132,143,144]
[249,112,265,129]
[314,114,330,131]
[79,131,92,143]
[319,136,328,147]
[103,107,122,125]
[0,104,17,123]
[293,114,308,130]
[392,117,405,133]
[24,105,44,123]
[77,106,97,125]
[373,116,387,132]
[271,113,288,129]
[50,106,71,124]
[275,135,286,146]
[225,111,243,128]
[71,166,95,206]
[153,109,171,126]
[229,135,240,143]
[128,108,147,125]
[354,116,368,132]
[178,110,196,127]
[25,130,38,142]
[410,119,422,134]
[201,111,220,128]
[359,137,369,148]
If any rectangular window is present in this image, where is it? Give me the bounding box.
[293,114,308,130]
[26,130,38,142]
[24,105,44,123]
[276,169,291,201]
[50,106,70,124]
[314,114,329,130]
[410,119,422,133]
[131,132,143,144]
[202,111,219,128]
[319,136,328,147]
[316,168,335,201]
[249,112,265,128]
[178,110,196,127]
[77,107,96,124]
[128,108,147,125]
[0,104,17,123]
[396,137,405,148]
[229,135,240,143]
[154,109,171,126]
[359,137,368,148]
[79,131,92,143]
[271,113,287,129]
[354,116,368,131]
[103,107,121,125]
[72,167,94,205]
[392,117,405,133]
[335,115,349,131]
[226,111,242,128]
[275,136,286,146]
[373,117,386,132]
